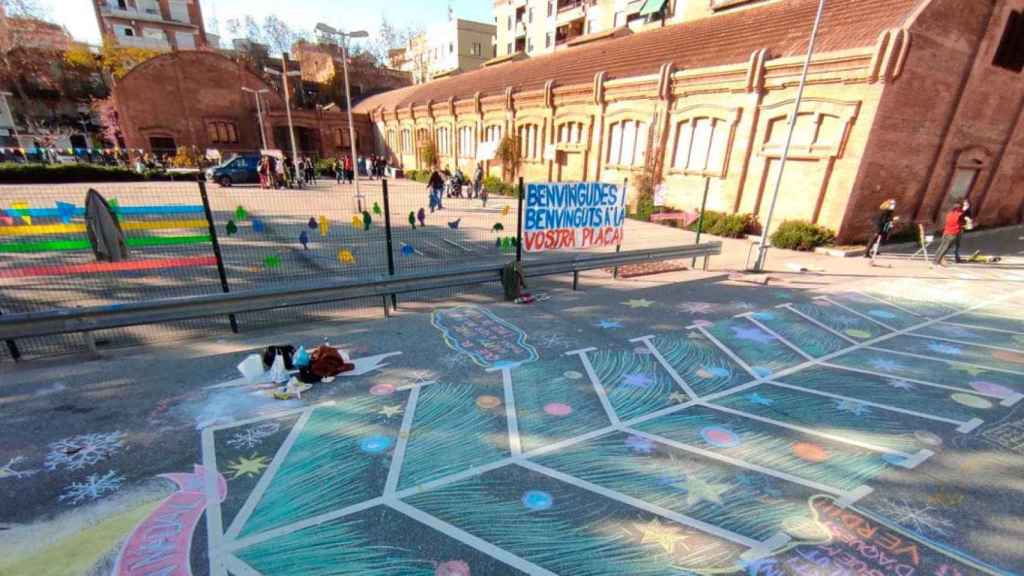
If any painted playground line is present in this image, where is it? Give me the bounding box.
[198,277,1023,576]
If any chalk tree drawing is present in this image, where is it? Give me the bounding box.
[45,431,125,471]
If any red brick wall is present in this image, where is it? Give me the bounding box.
[842,0,1024,241]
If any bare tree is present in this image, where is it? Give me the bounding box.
[0,0,47,18]
[225,14,310,56]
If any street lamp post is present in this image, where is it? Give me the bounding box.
[264,60,302,166]
[0,91,21,149]
[316,23,369,211]
[752,0,827,273]
[242,87,270,149]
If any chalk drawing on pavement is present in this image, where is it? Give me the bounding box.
[45,431,126,471]
[432,305,538,369]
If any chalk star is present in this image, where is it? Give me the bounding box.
[378,404,404,419]
[623,373,655,389]
[227,454,269,480]
[949,362,987,376]
[669,392,688,403]
[731,326,775,344]
[888,379,916,391]
[746,392,775,406]
[834,398,871,416]
[625,298,655,309]
[674,475,732,507]
[633,518,691,554]
[596,320,623,329]
[678,302,715,314]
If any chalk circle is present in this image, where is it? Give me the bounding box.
[369,384,396,396]
[700,426,741,448]
[359,435,393,454]
[845,329,872,340]
[950,392,994,409]
[751,366,774,379]
[970,381,1012,398]
[475,395,503,410]
[522,490,553,511]
[563,370,584,380]
[868,309,898,320]
[783,516,830,541]
[914,430,943,446]
[791,442,830,463]
[544,403,573,416]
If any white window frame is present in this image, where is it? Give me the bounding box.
[670,116,733,176]
[458,126,476,159]
[606,119,648,167]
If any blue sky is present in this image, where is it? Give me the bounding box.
[41,0,495,46]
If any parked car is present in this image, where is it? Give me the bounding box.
[207,154,260,187]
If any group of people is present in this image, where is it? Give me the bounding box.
[332,154,390,183]
[868,194,974,266]
[257,155,312,189]
[426,163,487,212]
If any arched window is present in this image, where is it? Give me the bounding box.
[458,126,476,158]
[672,117,730,174]
[518,123,540,160]
[557,121,584,145]
[436,127,451,155]
[606,119,648,167]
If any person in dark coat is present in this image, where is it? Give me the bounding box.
[428,168,445,212]
[867,198,898,258]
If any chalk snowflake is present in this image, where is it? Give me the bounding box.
[408,370,437,387]
[868,358,904,372]
[677,302,716,315]
[873,497,954,538]
[888,380,916,391]
[440,353,470,368]
[834,399,872,416]
[927,342,963,356]
[226,422,281,450]
[0,456,39,479]
[536,333,573,349]
[58,470,125,505]
[45,431,125,471]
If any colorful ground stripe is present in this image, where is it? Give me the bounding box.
[0,255,217,278]
[3,205,205,218]
[0,219,209,236]
[0,235,212,253]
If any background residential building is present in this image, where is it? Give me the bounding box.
[92,0,207,51]
[492,0,779,58]
[393,18,497,84]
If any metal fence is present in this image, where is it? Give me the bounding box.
[0,176,522,359]
[0,176,699,360]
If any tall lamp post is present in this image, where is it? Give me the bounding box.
[0,91,21,150]
[316,23,369,211]
[752,0,827,273]
[242,87,270,149]
[264,59,302,165]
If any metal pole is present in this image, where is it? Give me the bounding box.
[753,0,827,272]
[0,309,21,362]
[692,176,710,268]
[254,92,267,149]
[516,177,525,262]
[341,39,364,213]
[613,177,627,279]
[280,58,300,168]
[382,178,398,310]
[198,179,239,333]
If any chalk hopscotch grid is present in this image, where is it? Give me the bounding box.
[202,282,1022,576]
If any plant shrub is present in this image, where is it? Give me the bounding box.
[685,210,757,238]
[482,175,516,196]
[770,220,836,251]
[0,162,163,183]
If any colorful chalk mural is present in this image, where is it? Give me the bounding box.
[431,304,539,369]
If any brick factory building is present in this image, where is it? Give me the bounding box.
[357,0,1024,242]
[113,50,382,159]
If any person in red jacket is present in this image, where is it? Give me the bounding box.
[932,202,967,267]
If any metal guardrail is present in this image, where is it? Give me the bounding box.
[0,242,720,341]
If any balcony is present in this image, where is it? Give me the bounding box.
[514,21,527,37]
[117,35,171,51]
[100,4,166,23]
[554,18,585,46]
[556,0,585,23]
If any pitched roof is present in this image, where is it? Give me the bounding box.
[355,0,922,113]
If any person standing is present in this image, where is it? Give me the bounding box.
[334,156,343,184]
[933,202,967,267]
[343,154,354,184]
[867,198,898,258]
[428,168,445,212]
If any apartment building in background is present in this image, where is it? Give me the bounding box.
[92,0,207,51]
[390,19,497,84]
[493,0,777,57]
